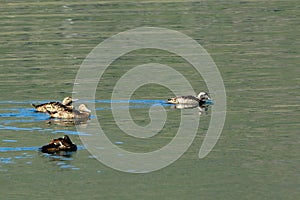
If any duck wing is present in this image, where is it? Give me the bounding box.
[40,139,62,153]
[45,102,70,112]
[31,101,58,112]
[174,95,200,104]
[46,105,74,118]
[32,100,70,112]
[180,95,200,101]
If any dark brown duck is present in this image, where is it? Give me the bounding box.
[40,135,77,154]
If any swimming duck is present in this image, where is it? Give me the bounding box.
[40,135,77,154]
[167,92,211,106]
[31,96,78,113]
[47,104,91,119]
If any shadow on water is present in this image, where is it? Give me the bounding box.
[42,153,80,170]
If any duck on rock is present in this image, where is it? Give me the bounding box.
[40,135,77,154]
[31,96,78,113]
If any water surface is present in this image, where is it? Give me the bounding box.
[1,0,299,199]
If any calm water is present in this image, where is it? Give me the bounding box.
[1,0,299,199]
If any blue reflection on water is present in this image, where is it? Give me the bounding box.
[0,107,49,125]
[0,99,213,134]
[51,130,91,136]
[0,125,42,131]
[0,146,40,152]
[0,99,212,154]
[0,99,173,132]
[0,99,213,172]
[2,139,18,143]
[94,99,167,104]
[0,145,85,152]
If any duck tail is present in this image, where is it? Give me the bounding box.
[46,110,55,115]
[31,103,37,108]
[47,109,61,118]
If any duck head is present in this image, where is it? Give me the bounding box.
[62,97,78,106]
[197,92,211,101]
[78,104,91,113]
[62,135,73,145]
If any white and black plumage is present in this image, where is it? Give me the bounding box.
[167,92,211,106]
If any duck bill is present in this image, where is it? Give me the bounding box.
[205,99,214,105]
[72,98,79,102]
[83,107,91,113]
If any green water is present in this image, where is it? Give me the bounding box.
[1,0,299,199]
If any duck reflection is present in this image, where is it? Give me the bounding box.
[170,104,210,115]
[41,151,78,170]
[46,118,89,127]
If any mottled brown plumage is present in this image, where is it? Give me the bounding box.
[31,97,77,112]
[47,104,91,119]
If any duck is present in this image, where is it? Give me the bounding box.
[47,104,91,119]
[40,135,77,154]
[167,92,211,106]
[31,96,78,113]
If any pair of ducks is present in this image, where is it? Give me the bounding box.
[32,96,91,119]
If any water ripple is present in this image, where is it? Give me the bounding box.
[0,146,40,152]
[0,145,85,152]
[0,99,172,132]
